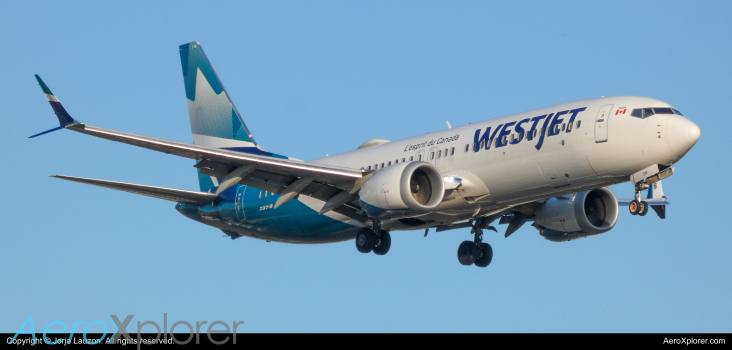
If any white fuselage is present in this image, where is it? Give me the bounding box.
[309,96,698,230]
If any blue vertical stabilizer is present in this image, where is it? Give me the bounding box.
[179,42,288,192]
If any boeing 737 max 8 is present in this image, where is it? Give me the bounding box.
[31,42,700,268]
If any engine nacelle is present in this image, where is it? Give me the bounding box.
[534,187,619,241]
[359,161,444,216]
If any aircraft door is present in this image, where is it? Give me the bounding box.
[235,185,247,222]
[595,104,613,143]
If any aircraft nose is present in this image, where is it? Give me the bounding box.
[666,115,701,158]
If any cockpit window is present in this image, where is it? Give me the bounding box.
[632,107,683,119]
[642,108,654,118]
[653,108,674,114]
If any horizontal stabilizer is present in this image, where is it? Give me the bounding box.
[51,175,217,205]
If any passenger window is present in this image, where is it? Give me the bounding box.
[394,159,398,164]
[532,129,538,138]
[265,191,268,197]
[437,150,441,158]
[567,122,573,132]
[451,147,455,155]
[631,109,642,118]
[465,144,469,152]
[417,155,422,161]
[409,156,413,161]
[381,163,385,168]
[259,191,262,199]
[374,164,378,169]
[479,140,484,150]
[430,152,435,160]
[509,134,515,143]
[402,158,406,162]
[577,121,581,128]
[653,108,674,114]
[388,161,391,166]
[562,123,566,131]
[367,165,371,170]
[444,149,448,157]
[642,108,654,118]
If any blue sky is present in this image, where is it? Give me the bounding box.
[1,1,730,332]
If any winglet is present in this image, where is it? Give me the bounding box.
[30,75,80,138]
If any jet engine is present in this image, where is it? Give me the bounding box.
[533,187,619,242]
[359,161,444,217]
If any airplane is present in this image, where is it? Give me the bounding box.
[31,41,700,268]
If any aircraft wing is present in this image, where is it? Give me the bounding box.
[63,123,371,219]
[52,175,218,205]
[31,74,371,217]
[66,123,364,187]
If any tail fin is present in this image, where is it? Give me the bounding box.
[179,42,261,150]
[179,42,286,192]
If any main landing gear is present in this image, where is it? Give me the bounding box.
[629,183,649,216]
[457,220,493,268]
[355,221,391,255]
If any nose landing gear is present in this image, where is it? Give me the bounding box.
[457,219,493,268]
[629,183,650,216]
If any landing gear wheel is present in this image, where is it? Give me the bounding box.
[457,241,477,266]
[474,243,493,268]
[639,201,649,216]
[629,200,641,215]
[373,230,391,255]
[355,229,375,253]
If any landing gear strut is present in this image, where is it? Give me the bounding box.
[355,221,391,255]
[629,182,649,216]
[457,219,493,268]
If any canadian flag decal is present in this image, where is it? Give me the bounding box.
[615,108,627,115]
